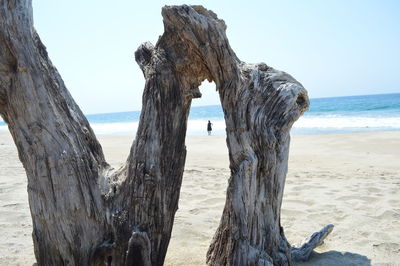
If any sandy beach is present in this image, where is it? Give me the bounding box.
[0,130,399,265]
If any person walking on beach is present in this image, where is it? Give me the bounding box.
[207,120,213,136]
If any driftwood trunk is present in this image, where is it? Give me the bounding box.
[1,2,332,266]
[0,1,201,265]
[156,6,311,265]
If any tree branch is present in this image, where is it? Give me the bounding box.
[291,224,334,262]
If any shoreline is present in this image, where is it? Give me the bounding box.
[0,131,399,265]
[2,124,400,137]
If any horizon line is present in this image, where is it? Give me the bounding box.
[84,91,400,116]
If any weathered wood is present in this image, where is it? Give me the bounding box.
[152,5,312,265]
[0,1,198,265]
[0,2,332,266]
[291,224,334,262]
[1,1,109,265]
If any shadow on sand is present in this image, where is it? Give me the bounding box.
[294,250,371,266]
[31,251,371,266]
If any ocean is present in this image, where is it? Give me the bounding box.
[1,93,399,135]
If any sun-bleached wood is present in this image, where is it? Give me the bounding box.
[1,1,332,265]
[291,224,334,262]
[0,1,198,265]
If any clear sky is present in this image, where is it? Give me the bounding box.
[32,0,400,114]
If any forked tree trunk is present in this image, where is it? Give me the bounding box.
[156,6,311,265]
[1,2,331,266]
[0,1,201,265]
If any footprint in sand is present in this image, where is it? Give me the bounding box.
[373,209,400,220]
[332,210,347,222]
[367,187,381,194]
[284,199,315,207]
[281,209,306,217]
[387,199,400,205]
[373,242,400,257]
[201,197,225,206]
[184,169,202,174]
[189,208,207,215]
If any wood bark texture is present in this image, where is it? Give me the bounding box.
[291,224,334,262]
[154,5,314,266]
[0,1,331,266]
[0,1,199,265]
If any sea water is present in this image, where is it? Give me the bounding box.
[1,93,399,135]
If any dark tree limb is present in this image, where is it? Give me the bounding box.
[125,231,151,266]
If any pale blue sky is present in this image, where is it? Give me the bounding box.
[32,0,400,114]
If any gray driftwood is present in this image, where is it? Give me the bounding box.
[0,1,333,265]
[291,224,334,262]
[1,1,196,265]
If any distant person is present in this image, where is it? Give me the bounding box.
[207,120,213,136]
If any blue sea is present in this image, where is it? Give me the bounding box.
[1,93,400,135]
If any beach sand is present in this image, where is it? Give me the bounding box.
[0,131,399,265]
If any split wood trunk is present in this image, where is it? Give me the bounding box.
[0,2,323,266]
[1,1,198,265]
[157,6,310,265]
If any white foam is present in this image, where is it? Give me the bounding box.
[2,116,400,135]
[90,120,227,136]
[90,115,400,135]
[90,122,139,135]
[294,115,400,129]
[187,119,226,135]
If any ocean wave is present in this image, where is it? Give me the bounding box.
[90,122,139,134]
[187,119,226,135]
[89,120,227,135]
[294,115,400,129]
[1,116,400,135]
[0,120,227,135]
[90,116,400,135]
